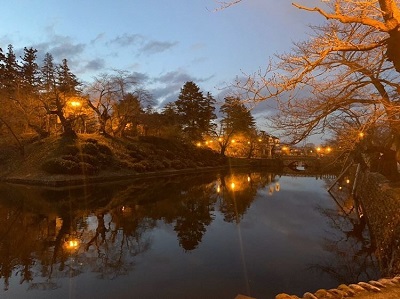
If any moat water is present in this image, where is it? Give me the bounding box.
[0,169,379,299]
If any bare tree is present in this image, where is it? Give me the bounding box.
[85,71,137,135]
[219,0,400,72]
[220,1,400,177]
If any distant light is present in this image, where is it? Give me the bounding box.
[231,182,235,190]
[70,101,81,107]
[247,176,251,182]
[217,185,221,193]
[196,142,201,147]
[64,237,80,251]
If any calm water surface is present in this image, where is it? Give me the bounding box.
[0,169,379,299]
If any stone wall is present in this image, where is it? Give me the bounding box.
[354,170,400,277]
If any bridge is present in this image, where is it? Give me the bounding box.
[278,155,321,170]
[230,156,335,176]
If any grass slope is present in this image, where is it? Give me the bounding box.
[0,134,226,183]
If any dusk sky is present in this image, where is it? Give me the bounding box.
[1,0,324,125]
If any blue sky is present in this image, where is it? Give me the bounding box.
[1,0,324,133]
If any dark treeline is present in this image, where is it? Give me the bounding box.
[0,44,270,157]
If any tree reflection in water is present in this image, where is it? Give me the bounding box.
[310,180,380,284]
[0,170,379,297]
[0,171,278,291]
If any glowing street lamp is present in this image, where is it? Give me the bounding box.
[69,101,81,107]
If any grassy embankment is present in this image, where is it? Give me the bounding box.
[0,134,227,185]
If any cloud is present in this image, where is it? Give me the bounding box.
[90,33,106,45]
[150,85,180,107]
[190,43,206,51]
[108,33,143,47]
[154,70,197,85]
[31,35,85,64]
[131,71,150,84]
[107,33,178,56]
[82,58,106,72]
[138,40,178,55]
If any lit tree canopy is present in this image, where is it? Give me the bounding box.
[218,0,400,72]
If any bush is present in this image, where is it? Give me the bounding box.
[78,162,98,175]
[81,142,98,155]
[42,158,80,174]
[42,158,98,175]
[97,143,112,156]
[171,160,185,170]
[59,145,79,156]
[132,162,147,172]
[79,154,99,166]
[85,138,98,144]
[61,155,79,163]
[152,160,166,170]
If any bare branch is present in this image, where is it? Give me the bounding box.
[292,2,390,31]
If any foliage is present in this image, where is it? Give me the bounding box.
[175,81,216,141]
[224,0,400,178]
[210,96,256,156]
[4,134,226,178]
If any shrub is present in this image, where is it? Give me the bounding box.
[79,162,98,175]
[42,158,80,174]
[59,145,79,156]
[78,153,99,166]
[85,138,98,144]
[61,155,79,163]
[97,143,112,156]
[81,142,98,155]
[152,160,166,170]
[171,160,185,170]
[132,162,147,172]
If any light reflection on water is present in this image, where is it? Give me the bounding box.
[0,170,379,299]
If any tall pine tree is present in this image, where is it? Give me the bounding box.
[175,81,216,141]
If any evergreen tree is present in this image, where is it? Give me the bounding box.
[175,81,216,141]
[57,58,80,94]
[220,96,255,134]
[40,57,80,137]
[18,47,48,137]
[20,47,40,92]
[3,44,18,98]
[41,52,56,93]
[0,47,5,90]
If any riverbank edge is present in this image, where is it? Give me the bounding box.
[0,166,230,187]
[0,157,284,187]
